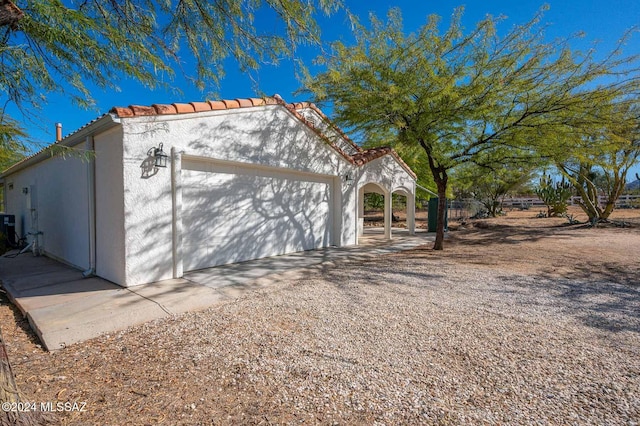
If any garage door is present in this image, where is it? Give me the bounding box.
[181,159,334,272]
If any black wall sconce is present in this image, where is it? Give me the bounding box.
[148,143,168,168]
[343,173,354,183]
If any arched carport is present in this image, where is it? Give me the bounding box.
[357,181,416,241]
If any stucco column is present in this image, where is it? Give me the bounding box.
[357,185,365,238]
[171,147,183,279]
[384,190,392,240]
[407,193,416,235]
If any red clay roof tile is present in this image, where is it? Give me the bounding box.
[222,99,240,109]
[111,106,135,117]
[173,103,195,114]
[352,147,417,179]
[237,98,253,108]
[153,104,177,115]
[129,105,156,116]
[249,98,266,106]
[208,100,227,110]
[191,101,212,112]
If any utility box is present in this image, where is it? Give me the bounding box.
[0,214,16,246]
[427,198,448,232]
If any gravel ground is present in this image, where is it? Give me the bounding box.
[2,213,640,425]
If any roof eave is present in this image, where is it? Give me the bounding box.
[0,113,120,178]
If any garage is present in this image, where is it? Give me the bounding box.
[181,158,335,271]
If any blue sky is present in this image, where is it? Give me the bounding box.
[13,1,640,179]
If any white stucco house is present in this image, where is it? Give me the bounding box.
[1,95,416,287]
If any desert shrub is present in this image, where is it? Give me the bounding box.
[535,174,573,217]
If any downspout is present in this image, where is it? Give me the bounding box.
[82,135,96,277]
[171,147,184,279]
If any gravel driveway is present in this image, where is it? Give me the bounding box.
[14,248,636,425]
[4,211,640,425]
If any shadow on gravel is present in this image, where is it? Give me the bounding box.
[542,262,640,287]
[495,275,640,334]
[319,260,445,292]
[452,222,588,246]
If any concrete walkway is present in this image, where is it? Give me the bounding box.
[0,228,433,350]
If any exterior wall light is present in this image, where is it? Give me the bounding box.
[343,173,354,183]
[149,143,168,168]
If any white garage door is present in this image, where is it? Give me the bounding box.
[181,159,334,272]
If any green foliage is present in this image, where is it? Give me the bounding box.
[0,114,26,170]
[556,101,640,222]
[455,161,536,217]
[535,174,573,217]
[303,6,639,248]
[0,0,343,143]
[363,193,384,211]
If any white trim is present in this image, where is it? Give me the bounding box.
[85,136,96,275]
[182,154,337,182]
[171,147,184,278]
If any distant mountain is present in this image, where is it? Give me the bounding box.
[626,179,640,191]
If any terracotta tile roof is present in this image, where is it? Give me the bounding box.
[287,101,362,153]
[109,95,359,166]
[2,95,416,179]
[352,147,417,179]
[110,97,277,118]
[108,95,416,178]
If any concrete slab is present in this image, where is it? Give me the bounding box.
[5,278,119,313]
[0,228,433,351]
[184,228,433,290]
[128,279,229,313]
[0,254,223,350]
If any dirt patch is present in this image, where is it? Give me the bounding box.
[426,207,640,283]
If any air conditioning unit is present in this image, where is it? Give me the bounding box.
[0,214,16,246]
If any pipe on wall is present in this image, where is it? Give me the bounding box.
[82,135,96,278]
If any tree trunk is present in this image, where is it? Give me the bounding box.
[0,0,23,27]
[600,171,626,220]
[420,138,448,250]
[0,327,49,425]
[433,174,448,250]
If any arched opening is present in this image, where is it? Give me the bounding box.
[358,182,388,241]
[390,187,416,237]
[357,181,415,243]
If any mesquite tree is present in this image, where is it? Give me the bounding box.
[0,0,342,145]
[455,161,536,217]
[303,6,639,249]
[556,102,640,223]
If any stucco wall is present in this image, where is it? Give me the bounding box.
[2,147,90,269]
[181,159,334,271]
[357,155,416,196]
[120,105,354,286]
[94,126,127,284]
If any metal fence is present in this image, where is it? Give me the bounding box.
[447,199,484,220]
[502,194,640,209]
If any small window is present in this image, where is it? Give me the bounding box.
[8,183,13,190]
